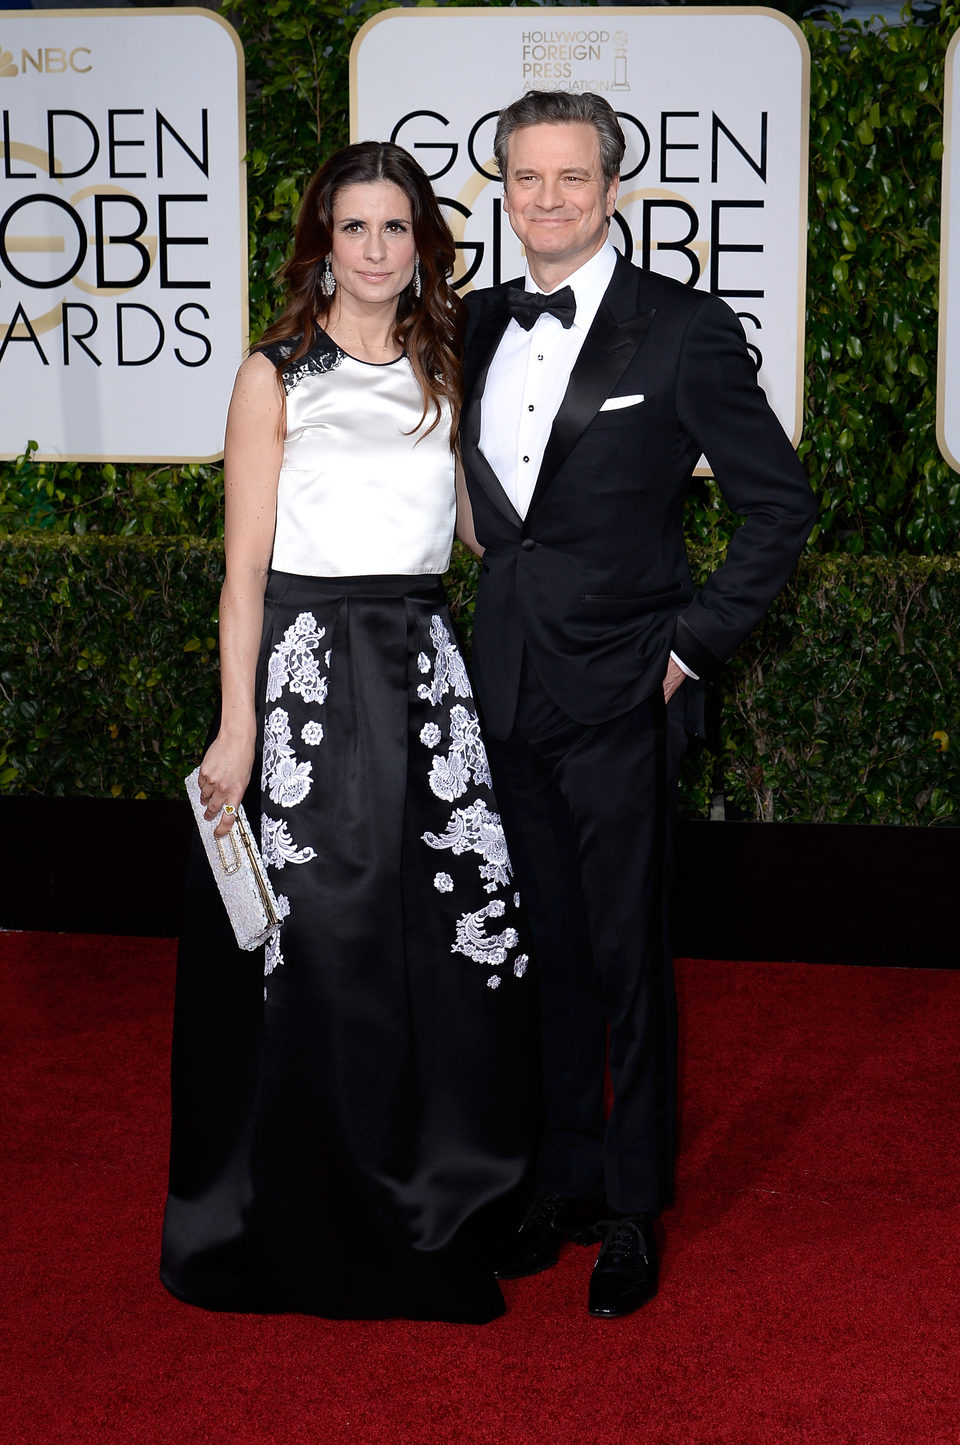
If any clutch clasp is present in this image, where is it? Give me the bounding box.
[216,830,243,876]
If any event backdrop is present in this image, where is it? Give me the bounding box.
[938,26,960,473]
[0,7,246,463]
[352,5,810,447]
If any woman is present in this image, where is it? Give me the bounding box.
[160,142,534,1324]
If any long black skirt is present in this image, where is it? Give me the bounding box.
[161,573,537,1323]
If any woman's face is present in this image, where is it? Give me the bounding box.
[328,181,417,310]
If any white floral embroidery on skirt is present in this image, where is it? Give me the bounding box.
[266,611,329,705]
[261,610,329,982]
[417,615,524,987]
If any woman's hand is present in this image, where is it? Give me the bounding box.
[197,730,256,837]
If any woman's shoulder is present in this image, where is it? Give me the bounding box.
[254,325,343,394]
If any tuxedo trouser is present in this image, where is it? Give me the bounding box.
[484,651,679,1217]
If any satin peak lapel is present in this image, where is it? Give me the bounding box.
[531,286,656,515]
[463,286,524,528]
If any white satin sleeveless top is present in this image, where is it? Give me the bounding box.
[265,329,456,577]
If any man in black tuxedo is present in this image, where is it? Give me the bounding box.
[459,91,817,1317]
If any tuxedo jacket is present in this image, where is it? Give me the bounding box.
[461,253,818,737]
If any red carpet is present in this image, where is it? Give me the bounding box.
[3,932,959,1444]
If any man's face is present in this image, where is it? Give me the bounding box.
[502,121,619,281]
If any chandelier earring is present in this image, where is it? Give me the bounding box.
[320,256,336,299]
[413,257,421,300]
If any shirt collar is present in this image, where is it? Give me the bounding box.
[524,240,617,332]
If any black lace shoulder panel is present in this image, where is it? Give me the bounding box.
[256,327,343,395]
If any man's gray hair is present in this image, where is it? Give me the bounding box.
[493,91,626,190]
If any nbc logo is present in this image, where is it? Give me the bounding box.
[0,45,92,75]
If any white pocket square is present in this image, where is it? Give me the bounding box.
[599,393,645,412]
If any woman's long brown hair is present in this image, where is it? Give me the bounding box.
[258,141,466,442]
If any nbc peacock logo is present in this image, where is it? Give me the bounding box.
[0,47,19,78]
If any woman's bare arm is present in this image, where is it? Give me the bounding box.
[454,457,484,558]
[197,353,283,835]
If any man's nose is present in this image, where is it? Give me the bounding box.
[537,179,564,210]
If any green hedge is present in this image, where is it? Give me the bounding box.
[3,537,955,824]
[710,554,958,825]
[0,537,222,799]
[802,8,958,554]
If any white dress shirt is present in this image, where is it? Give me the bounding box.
[477,239,698,680]
[479,242,616,519]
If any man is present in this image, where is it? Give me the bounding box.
[459,91,817,1318]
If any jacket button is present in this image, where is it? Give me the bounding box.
[521,538,536,552]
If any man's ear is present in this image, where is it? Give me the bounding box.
[606,175,620,219]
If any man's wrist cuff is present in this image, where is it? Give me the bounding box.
[672,615,723,680]
[669,651,699,681]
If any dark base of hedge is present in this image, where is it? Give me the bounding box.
[1,797,194,942]
[673,821,957,968]
[1,799,956,969]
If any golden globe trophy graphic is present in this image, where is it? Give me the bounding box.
[612,31,629,93]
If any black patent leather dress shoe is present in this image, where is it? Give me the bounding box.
[588,1216,659,1318]
[494,1192,603,1280]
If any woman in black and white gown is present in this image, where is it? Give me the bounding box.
[160,142,535,1324]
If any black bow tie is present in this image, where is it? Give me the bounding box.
[506,286,577,331]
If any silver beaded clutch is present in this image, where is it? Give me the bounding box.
[185,767,281,952]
